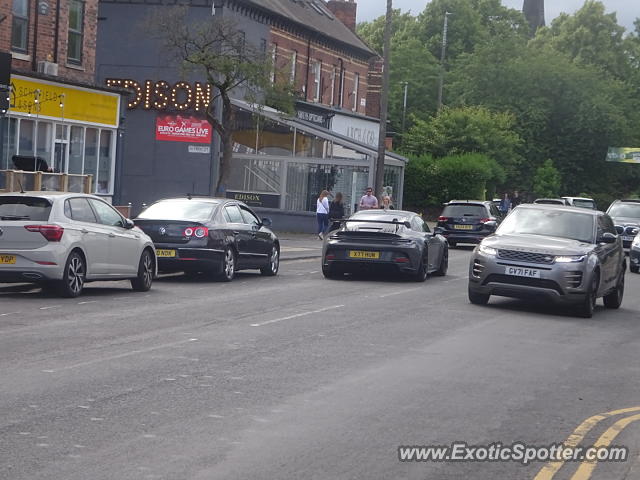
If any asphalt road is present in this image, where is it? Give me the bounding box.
[2,247,640,480]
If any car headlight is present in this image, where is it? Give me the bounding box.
[478,244,497,256]
[632,236,640,248]
[555,255,586,263]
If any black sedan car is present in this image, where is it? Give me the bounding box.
[134,197,279,281]
[322,210,448,281]
[435,200,502,247]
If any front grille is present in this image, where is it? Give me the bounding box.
[497,249,555,264]
[483,274,563,294]
[564,271,583,288]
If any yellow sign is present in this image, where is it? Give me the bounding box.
[10,75,120,127]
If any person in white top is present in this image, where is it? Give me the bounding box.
[316,190,330,240]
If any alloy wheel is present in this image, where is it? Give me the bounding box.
[67,256,85,295]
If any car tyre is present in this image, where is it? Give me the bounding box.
[218,247,236,282]
[449,241,457,248]
[603,271,624,309]
[468,286,489,305]
[412,257,428,282]
[57,251,86,298]
[578,272,599,318]
[131,249,154,292]
[260,245,280,276]
[630,265,639,274]
[433,247,448,277]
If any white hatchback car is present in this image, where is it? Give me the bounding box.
[0,192,156,297]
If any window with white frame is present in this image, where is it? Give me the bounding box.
[312,60,321,102]
[330,67,337,106]
[67,0,85,64]
[271,43,278,84]
[352,73,360,111]
[11,0,29,53]
[290,50,298,85]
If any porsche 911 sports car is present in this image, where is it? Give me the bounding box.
[322,209,448,281]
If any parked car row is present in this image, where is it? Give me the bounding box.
[0,193,280,297]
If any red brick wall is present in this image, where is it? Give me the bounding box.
[0,0,98,85]
[270,27,373,116]
[326,1,357,33]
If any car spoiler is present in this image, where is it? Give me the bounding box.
[341,219,411,228]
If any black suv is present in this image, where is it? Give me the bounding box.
[435,200,503,247]
[606,199,640,248]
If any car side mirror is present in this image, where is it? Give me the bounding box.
[124,218,135,229]
[261,217,272,227]
[600,232,617,244]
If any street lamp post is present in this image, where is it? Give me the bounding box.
[437,11,452,111]
[401,81,409,133]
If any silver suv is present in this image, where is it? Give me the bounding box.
[0,192,156,297]
[468,204,625,318]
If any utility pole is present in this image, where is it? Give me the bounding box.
[375,0,393,202]
[437,11,452,111]
[401,81,408,133]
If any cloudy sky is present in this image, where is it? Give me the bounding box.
[357,0,640,32]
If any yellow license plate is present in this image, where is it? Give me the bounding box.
[454,225,474,230]
[0,255,16,264]
[349,250,380,259]
[156,249,176,258]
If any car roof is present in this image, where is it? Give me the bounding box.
[613,199,640,204]
[154,196,225,204]
[446,200,490,206]
[517,203,601,216]
[0,191,102,201]
[562,196,595,201]
[353,209,415,217]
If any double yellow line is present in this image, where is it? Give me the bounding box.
[534,406,640,480]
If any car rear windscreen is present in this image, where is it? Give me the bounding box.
[572,199,596,209]
[498,208,595,243]
[137,200,219,222]
[608,203,640,219]
[442,205,487,217]
[0,196,52,221]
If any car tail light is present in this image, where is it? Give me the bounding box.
[394,256,410,263]
[25,225,64,242]
[326,253,336,260]
[194,227,209,238]
[438,216,449,222]
[480,218,491,223]
[184,227,194,237]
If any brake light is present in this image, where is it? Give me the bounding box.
[438,216,449,222]
[25,225,64,242]
[480,218,491,223]
[183,227,209,238]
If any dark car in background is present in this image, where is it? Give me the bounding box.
[134,197,279,281]
[630,232,640,273]
[562,197,597,210]
[322,209,448,281]
[435,200,502,247]
[606,199,640,249]
[468,204,625,318]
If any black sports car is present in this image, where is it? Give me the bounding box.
[134,197,279,281]
[322,209,448,281]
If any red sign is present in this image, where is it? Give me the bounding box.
[155,115,212,144]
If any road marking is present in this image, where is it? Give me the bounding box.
[78,301,97,305]
[39,305,60,310]
[0,312,20,316]
[379,287,422,298]
[534,406,640,480]
[250,304,344,327]
[46,338,199,372]
[570,413,640,480]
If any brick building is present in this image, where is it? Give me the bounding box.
[0,0,123,198]
[96,0,406,226]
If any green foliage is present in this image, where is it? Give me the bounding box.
[403,106,518,182]
[532,159,562,197]
[404,153,504,207]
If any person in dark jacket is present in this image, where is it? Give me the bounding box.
[329,192,345,231]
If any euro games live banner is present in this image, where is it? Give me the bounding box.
[607,148,640,163]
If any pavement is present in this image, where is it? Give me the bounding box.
[2,248,640,480]
[277,233,324,261]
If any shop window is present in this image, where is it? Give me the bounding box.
[67,0,84,64]
[2,118,18,170]
[295,131,327,158]
[228,157,281,194]
[18,119,35,156]
[98,130,112,193]
[383,165,402,206]
[68,126,84,174]
[232,108,258,154]
[330,143,368,161]
[84,128,98,184]
[11,0,29,53]
[258,119,294,156]
[36,122,53,167]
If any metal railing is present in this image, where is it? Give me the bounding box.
[0,170,93,194]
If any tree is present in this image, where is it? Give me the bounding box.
[532,159,561,197]
[146,6,288,193]
[402,106,520,182]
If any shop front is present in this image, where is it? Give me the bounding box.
[0,74,121,199]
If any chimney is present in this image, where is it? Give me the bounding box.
[326,0,358,33]
[366,57,382,119]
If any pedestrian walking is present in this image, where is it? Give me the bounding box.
[316,190,330,240]
[359,187,379,210]
[329,192,345,231]
[499,193,511,215]
[380,195,394,210]
[511,190,522,209]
